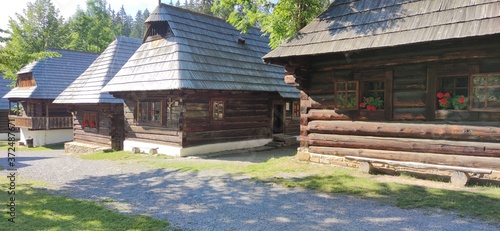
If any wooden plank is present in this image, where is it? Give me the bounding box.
[308,146,500,169]
[308,133,500,157]
[393,108,426,120]
[127,125,179,136]
[426,67,437,120]
[307,120,500,142]
[344,156,492,174]
[384,70,393,120]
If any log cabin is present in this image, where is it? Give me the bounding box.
[263,0,500,184]
[101,4,300,156]
[54,37,142,153]
[3,49,99,147]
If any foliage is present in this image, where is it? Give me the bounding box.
[212,0,330,49]
[66,0,115,53]
[0,180,171,230]
[130,9,150,38]
[359,96,384,110]
[0,0,66,81]
[451,95,468,110]
[437,92,468,110]
[436,91,451,109]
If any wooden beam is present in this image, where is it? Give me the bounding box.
[384,70,393,120]
[345,156,493,174]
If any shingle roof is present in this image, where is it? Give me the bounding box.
[102,4,299,99]
[0,76,13,110]
[3,49,99,99]
[263,0,500,61]
[54,37,142,104]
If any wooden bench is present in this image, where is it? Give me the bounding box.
[344,156,493,186]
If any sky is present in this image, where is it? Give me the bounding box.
[0,0,160,32]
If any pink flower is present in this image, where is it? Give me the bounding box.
[359,102,365,108]
[439,98,448,105]
[436,92,444,99]
[459,97,466,103]
[444,92,450,97]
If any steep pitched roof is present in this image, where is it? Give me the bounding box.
[54,37,142,104]
[102,4,299,99]
[0,76,13,110]
[263,0,500,61]
[3,49,99,99]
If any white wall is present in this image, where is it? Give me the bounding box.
[19,128,73,147]
[124,138,272,157]
[0,132,20,141]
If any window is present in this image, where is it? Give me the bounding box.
[471,73,500,111]
[138,101,162,126]
[83,112,98,131]
[212,100,225,120]
[17,73,36,87]
[361,81,384,109]
[334,81,358,109]
[292,101,300,117]
[441,77,469,97]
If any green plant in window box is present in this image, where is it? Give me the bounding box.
[359,97,384,110]
[451,95,468,110]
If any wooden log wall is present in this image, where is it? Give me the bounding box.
[73,104,123,149]
[122,91,183,147]
[0,110,9,133]
[297,46,500,170]
[182,90,273,147]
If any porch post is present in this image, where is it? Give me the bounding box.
[45,100,49,130]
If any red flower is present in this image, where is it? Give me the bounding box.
[90,121,96,128]
[459,97,466,103]
[359,102,365,108]
[444,92,450,97]
[436,92,444,99]
[83,121,89,127]
[438,98,448,105]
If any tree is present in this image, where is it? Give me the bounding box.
[66,0,115,53]
[0,0,64,82]
[212,0,329,49]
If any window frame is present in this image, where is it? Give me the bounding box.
[334,80,359,110]
[470,72,500,112]
[292,101,300,118]
[83,111,98,132]
[360,80,385,110]
[211,99,226,121]
[136,100,163,127]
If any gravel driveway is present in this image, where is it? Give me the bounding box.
[3,149,500,231]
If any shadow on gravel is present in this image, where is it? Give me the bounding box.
[0,156,54,170]
[207,146,298,164]
[51,167,500,230]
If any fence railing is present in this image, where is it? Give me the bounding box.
[8,116,73,130]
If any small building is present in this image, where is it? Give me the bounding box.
[263,0,500,183]
[0,76,14,139]
[102,4,300,156]
[54,36,142,153]
[3,49,99,147]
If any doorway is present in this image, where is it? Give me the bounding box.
[272,104,284,134]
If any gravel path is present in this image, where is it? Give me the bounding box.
[2,149,499,231]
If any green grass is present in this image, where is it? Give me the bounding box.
[81,150,500,224]
[0,179,171,230]
[0,141,65,151]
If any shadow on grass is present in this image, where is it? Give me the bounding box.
[0,182,171,230]
[273,174,500,223]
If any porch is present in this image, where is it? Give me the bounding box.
[9,115,73,130]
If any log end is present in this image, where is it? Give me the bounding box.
[450,171,470,187]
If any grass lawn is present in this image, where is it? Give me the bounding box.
[0,141,64,151]
[81,150,500,224]
[0,179,171,230]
